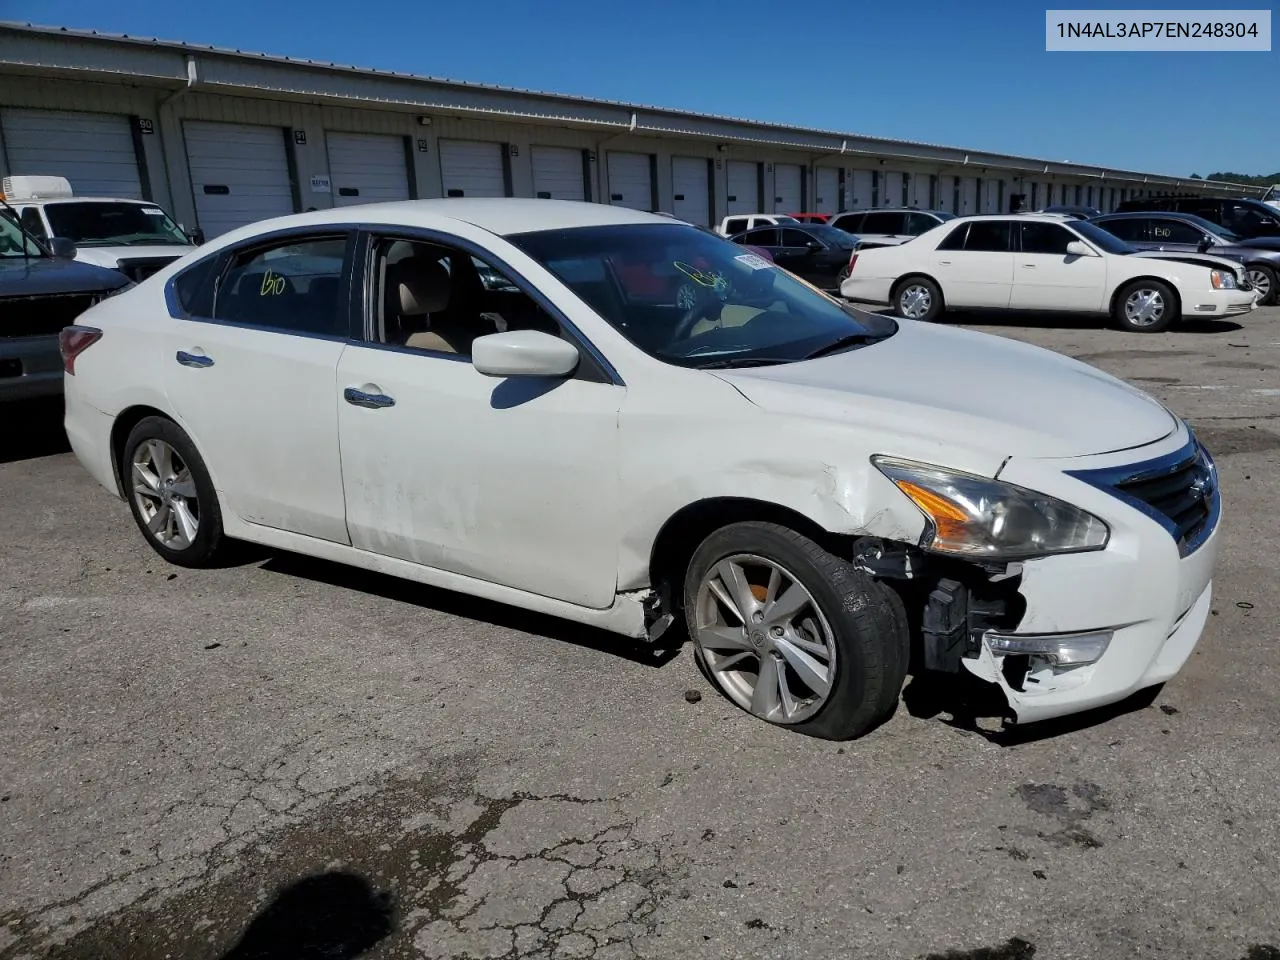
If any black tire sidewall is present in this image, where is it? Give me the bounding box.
[1248,264,1277,305]
[123,416,224,567]
[682,522,905,740]
[1115,279,1177,332]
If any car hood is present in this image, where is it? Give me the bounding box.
[711,320,1178,461]
[1217,238,1280,255]
[1126,249,1244,273]
[0,255,129,297]
[75,245,193,268]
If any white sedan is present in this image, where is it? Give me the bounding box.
[840,213,1257,332]
[62,200,1220,739]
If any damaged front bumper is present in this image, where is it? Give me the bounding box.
[874,425,1221,726]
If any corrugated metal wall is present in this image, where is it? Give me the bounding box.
[0,73,1215,237]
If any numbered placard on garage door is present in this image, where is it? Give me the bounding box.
[184,120,296,239]
[0,108,143,198]
[531,146,586,201]
[326,132,411,206]
[671,157,709,225]
[607,152,652,211]
[439,140,507,198]
[773,163,801,213]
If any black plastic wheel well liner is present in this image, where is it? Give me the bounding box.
[109,405,173,499]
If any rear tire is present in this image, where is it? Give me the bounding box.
[893,276,944,322]
[123,416,225,568]
[1113,279,1177,333]
[682,521,908,740]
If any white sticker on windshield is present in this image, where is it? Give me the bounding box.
[734,253,774,270]
[142,208,165,216]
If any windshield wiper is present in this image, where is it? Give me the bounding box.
[801,333,880,360]
[693,356,795,369]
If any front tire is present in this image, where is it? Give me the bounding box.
[1245,264,1276,306]
[1113,279,1177,332]
[893,276,943,322]
[682,522,908,740]
[123,416,225,568]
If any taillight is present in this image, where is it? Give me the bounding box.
[847,253,858,273]
[59,325,102,375]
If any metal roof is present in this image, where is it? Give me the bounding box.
[0,21,1261,194]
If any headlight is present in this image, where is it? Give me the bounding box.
[1210,270,1237,290]
[873,457,1110,560]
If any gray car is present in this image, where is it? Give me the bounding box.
[1090,211,1280,306]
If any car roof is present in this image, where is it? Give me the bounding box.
[16,196,157,206]
[209,198,670,244]
[1094,211,1197,220]
[833,208,948,216]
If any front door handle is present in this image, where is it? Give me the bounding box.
[343,386,396,409]
[176,350,214,368]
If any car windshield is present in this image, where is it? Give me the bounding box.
[806,225,859,247]
[44,202,191,247]
[1070,219,1135,255]
[0,209,45,257]
[508,223,897,369]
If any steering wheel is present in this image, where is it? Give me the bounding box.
[671,294,725,343]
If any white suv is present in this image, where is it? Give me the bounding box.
[2,175,197,283]
[828,209,955,249]
[716,213,800,237]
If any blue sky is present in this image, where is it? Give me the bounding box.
[8,0,1277,177]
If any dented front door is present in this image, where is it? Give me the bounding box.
[335,344,624,609]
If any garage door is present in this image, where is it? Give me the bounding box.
[726,161,757,214]
[606,152,652,211]
[848,170,873,209]
[883,172,904,208]
[814,167,840,213]
[773,163,802,213]
[959,177,978,215]
[184,120,295,239]
[531,146,585,201]
[326,132,410,207]
[671,156,710,225]
[439,140,506,198]
[909,173,931,209]
[1,108,142,198]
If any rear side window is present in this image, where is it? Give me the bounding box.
[862,212,906,234]
[906,213,938,235]
[781,229,814,247]
[212,235,349,335]
[936,223,969,251]
[741,227,779,246]
[1095,218,1145,242]
[830,213,863,233]
[172,255,222,317]
[964,221,1012,252]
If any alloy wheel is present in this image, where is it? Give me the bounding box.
[694,554,837,725]
[1246,268,1272,303]
[131,439,200,550]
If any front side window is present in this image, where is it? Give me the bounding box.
[212,236,348,335]
[19,208,48,240]
[1094,218,1146,242]
[43,202,191,247]
[371,238,563,357]
[740,228,779,247]
[508,223,897,369]
[1019,222,1075,255]
[781,228,815,248]
[963,221,1012,252]
[1149,219,1204,244]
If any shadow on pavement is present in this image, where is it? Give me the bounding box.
[947,309,1244,335]
[219,870,394,960]
[0,396,70,464]
[259,551,686,669]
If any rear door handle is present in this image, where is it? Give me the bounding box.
[343,386,396,409]
[176,350,214,368]
[937,259,951,265]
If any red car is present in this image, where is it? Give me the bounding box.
[787,213,831,224]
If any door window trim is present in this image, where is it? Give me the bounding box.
[163,225,358,344]
[352,225,623,386]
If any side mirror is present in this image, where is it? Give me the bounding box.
[472,330,579,379]
[1065,240,1095,257]
[1197,235,1214,252]
[187,228,205,245]
[49,237,77,259]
